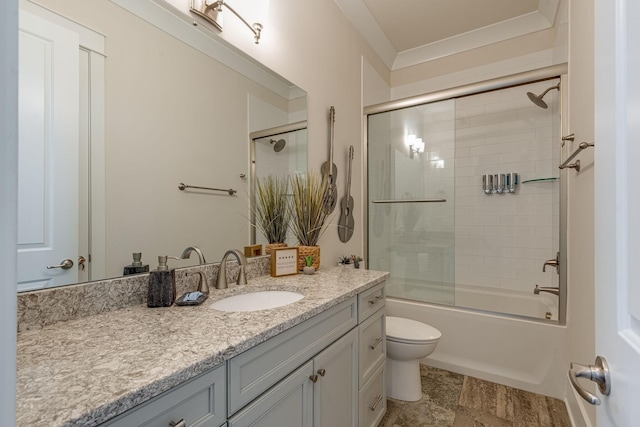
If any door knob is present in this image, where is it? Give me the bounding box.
[569,355,611,405]
[46,259,74,270]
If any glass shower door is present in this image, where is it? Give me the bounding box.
[367,100,456,304]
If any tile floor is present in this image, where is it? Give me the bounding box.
[380,365,572,427]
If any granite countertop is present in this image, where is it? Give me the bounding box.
[17,267,389,427]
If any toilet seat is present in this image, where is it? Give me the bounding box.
[386,316,441,344]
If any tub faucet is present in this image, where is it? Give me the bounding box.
[180,246,206,265]
[216,249,247,289]
[534,285,559,296]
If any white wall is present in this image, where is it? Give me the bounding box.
[0,0,18,422]
[565,0,596,424]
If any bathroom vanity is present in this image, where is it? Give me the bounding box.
[16,267,388,427]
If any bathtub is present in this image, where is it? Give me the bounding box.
[386,297,569,399]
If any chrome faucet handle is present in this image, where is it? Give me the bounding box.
[542,251,560,274]
[188,271,210,295]
[533,285,560,296]
[234,250,248,285]
[216,249,248,289]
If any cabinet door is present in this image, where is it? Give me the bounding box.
[313,328,359,427]
[228,361,314,427]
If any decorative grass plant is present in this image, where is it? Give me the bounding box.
[288,172,331,270]
[254,175,289,246]
[288,172,331,246]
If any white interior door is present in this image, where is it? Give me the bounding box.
[592,0,640,424]
[18,10,79,291]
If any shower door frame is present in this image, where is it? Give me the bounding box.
[363,64,568,325]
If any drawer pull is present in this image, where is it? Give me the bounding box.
[369,394,383,411]
[310,374,319,383]
[368,295,383,306]
[317,368,326,377]
[369,337,383,350]
[169,420,186,427]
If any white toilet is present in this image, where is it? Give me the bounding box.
[385,316,442,401]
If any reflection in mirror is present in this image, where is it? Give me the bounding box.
[17,0,307,291]
[250,122,308,247]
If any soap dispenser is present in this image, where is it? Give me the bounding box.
[147,255,177,308]
[123,252,149,275]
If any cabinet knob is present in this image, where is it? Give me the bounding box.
[309,374,319,383]
[317,368,326,377]
[169,419,186,427]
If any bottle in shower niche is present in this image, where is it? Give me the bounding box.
[147,256,176,308]
[123,252,149,275]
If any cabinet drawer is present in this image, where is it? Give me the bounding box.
[358,308,385,387]
[358,363,386,427]
[102,364,226,427]
[228,297,357,414]
[357,281,385,322]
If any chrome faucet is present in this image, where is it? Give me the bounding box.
[187,271,210,295]
[216,249,247,289]
[542,252,559,274]
[534,285,560,296]
[180,246,206,265]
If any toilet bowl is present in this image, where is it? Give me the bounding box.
[385,316,441,401]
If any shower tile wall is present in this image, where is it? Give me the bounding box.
[454,81,560,299]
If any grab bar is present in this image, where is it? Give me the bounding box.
[371,198,446,204]
[178,183,237,195]
[559,142,594,172]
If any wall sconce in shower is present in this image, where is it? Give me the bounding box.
[190,0,263,44]
[406,134,424,159]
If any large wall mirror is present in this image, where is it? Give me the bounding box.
[17,0,307,291]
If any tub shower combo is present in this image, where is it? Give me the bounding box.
[366,65,574,397]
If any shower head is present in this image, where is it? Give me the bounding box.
[270,138,286,152]
[526,83,560,109]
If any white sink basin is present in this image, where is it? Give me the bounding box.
[210,290,304,312]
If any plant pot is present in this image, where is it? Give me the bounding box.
[297,245,320,271]
[303,266,315,275]
[265,242,287,255]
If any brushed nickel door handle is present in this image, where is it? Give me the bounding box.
[46,259,74,270]
[569,355,611,405]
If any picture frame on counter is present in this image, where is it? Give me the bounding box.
[270,247,299,277]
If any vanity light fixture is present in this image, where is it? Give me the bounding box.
[190,0,263,44]
[406,134,424,159]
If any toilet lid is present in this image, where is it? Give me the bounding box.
[386,316,441,343]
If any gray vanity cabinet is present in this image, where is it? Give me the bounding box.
[357,282,387,427]
[99,282,386,427]
[228,328,358,427]
[101,363,227,427]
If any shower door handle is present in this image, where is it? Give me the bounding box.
[569,356,611,405]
